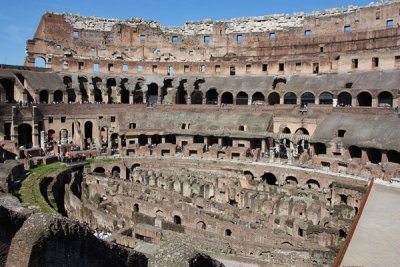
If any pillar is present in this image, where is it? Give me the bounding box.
[372,98,378,108]
[148,137,152,145]
[261,139,266,153]
[218,137,222,146]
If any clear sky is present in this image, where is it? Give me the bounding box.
[0,0,375,65]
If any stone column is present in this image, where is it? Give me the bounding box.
[218,137,222,146]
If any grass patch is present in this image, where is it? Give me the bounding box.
[87,158,121,165]
[16,162,67,213]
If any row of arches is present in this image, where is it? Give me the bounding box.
[314,143,400,164]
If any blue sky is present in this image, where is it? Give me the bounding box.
[0,0,374,65]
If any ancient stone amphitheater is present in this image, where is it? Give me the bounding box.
[1,1,400,266]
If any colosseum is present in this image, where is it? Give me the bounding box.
[1,1,400,266]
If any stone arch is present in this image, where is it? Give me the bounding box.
[84,121,93,141]
[285,176,298,186]
[63,76,72,88]
[120,78,130,104]
[283,92,297,104]
[272,77,286,90]
[0,79,15,103]
[78,76,89,103]
[133,203,139,212]
[252,92,265,104]
[301,92,315,105]
[244,170,254,180]
[295,127,309,135]
[175,80,188,105]
[206,88,218,104]
[93,167,105,174]
[357,91,372,107]
[319,92,333,105]
[35,57,46,68]
[261,172,277,185]
[314,143,326,155]
[18,123,32,148]
[306,179,320,189]
[190,90,203,104]
[225,229,232,237]
[173,215,182,225]
[39,90,49,104]
[349,146,362,158]
[48,129,55,141]
[196,221,206,230]
[133,89,143,104]
[367,148,382,164]
[53,90,63,103]
[282,127,291,134]
[147,83,158,105]
[337,91,352,106]
[268,92,280,105]
[236,91,248,105]
[106,78,117,104]
[111,166,121,178]
[377,91,393,107]
[221,91,233,104]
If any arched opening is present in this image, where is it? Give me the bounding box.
[18,124,32,148]
[268,92,280,105]
[197,221,206,230]
[206,89,218,105]
[173,215,182,225]
[84,121,93,147]
[367,148,381,164]
[225,229,232,237]
[339,229,347,241]
[147,83,158,105]
[236,91,248,105]
[93,88,103,103]
[349,146,362,158]
[244,171,254,180]
[314,143,326,155]
[252,92,265,104]
[221,92,233,105]
[377,91,393,107]
[284,92,297,105]
[35,57,46,68]
[120,78,130,104]
[63,76,72,88]
[0,79,15,103]
[301,92,315,105]
[357,92,372,107]
[93,167,105,174]
[53,90,63,103]
[48,129,55,141]
[66,89,76,103]
[190,90,203,104]
[319,92,333,105]
[111,166,121,178]
[387,150,400,164]
[306,179,320,189]
[78,77,89,103]
[133,90,143,104]
[133,204,139,212]
[272,78,286,90]
[282,127,291,134]
[151,135,161,145]
[106,78,117,104]
[261,173,277,185]
[39,90,49,104]
[295,128,309,135]
[110,133,119,149]
[138,134,147,146]
[176,88,187,104]
[285,176,298,186]
[337,92,352,106]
